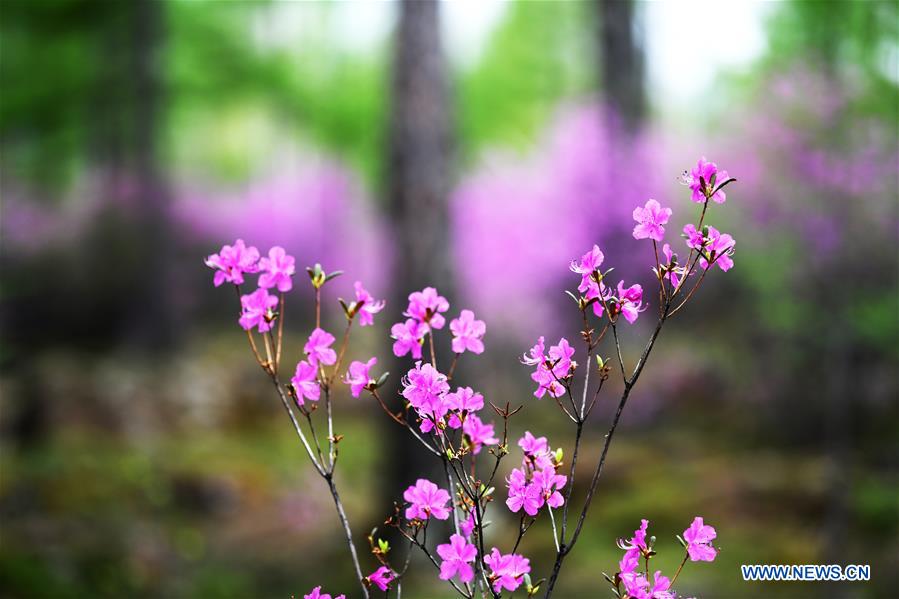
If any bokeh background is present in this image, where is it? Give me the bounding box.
[1,0,897,597]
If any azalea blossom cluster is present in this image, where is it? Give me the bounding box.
[609,517,718,599]
[209,157,735,598]
[506,432,567,518]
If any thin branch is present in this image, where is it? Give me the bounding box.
[325,473,370,598]
[276,293,285,371]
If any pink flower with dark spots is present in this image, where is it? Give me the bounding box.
[291,360,320,405]
[437,534,477,584]
[699,226,735,272]
[205,238,259,287]
[405,286,450,330]
[449,310,486,354]
[483,548,530,593]
[462,413,498,454]
[632,199,673,242]
[353,281,385,327]
[238,288,278,332]
[343,357,376,398]
[686,156,730,203]
[403,478,451,521]
[367,566,394,592]
[391,319,425,359]
[304,328,336,366]
[684,516,717,562]
[258,246,295,292]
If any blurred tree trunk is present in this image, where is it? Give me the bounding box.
[132,0,175,349]
[384,0,455,502]
[595,0,646,133]
[127,0,177,350]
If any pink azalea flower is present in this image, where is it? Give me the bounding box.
[519,432,555,470]
[528,337,575,399]
[531,366,562,399]
[462,414,498,454]
[660,243,686,289]
[401,362,450,411]
[684,516,717,562]
[367,566,394,592]
[460,510,476,538]
[569,245,610,316]
[699,226,735,272]
[291,360,320,405]
[353,281,385,327]
[483,548,530,593]
[304,587,345,599]
[615,281,645,324]
[205,238,260,287]
[570,244,605,293]
[619,550,640,576]
[683,223,706,249]
[686,156,729,203]
[506,468,542,516]
[548,338,575,370]
[645,571,675,599]
[304,328,337,366]
[449,310,486,354]
[402,363,451,433]
[258,246,295,292]
[632,199,673,242]
[624,570,674,599]
[417,395,450,434]
[619,518,650,563]
[391,319,425,359]
[520,336,546,366]
[437,533,477,584]
[518,431,548,457]
[446,387,485,429]
[403,478,451,521]
[343,357,376,398]
[405,287,450,330]
[532,466,567,508]
[239,288,278,332]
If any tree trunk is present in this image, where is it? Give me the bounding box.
[127,0,177,351]
[384,0,455,505]
[596,0,646,133]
